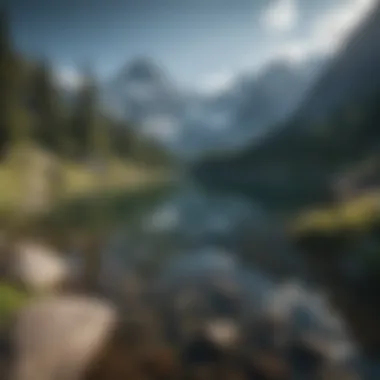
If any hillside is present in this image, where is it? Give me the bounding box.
[192,0,380,209]
[0,144,170,219]
[0,6,174,227]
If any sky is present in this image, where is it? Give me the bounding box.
[7,0,377,92]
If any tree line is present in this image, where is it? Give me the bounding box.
[0,7,171,166]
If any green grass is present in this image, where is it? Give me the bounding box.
[291,190,380,236]
[0,283,31,327]
[39,181,175,232]
[0,145,174,250]
[0,145,171,218]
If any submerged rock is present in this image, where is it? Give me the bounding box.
[204,318,240,349]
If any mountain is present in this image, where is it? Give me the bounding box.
[180,58,324,156]
[192,1,380,208]
[108,58,184,119]
[102,56,324,158]
[102,58,185,144]
[229,58,324,144]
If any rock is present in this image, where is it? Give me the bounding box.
[140,346,179,379]
[286,337,326,379]
[10,295,117,380]
[251,351,290,380]
[82,317,179,380]
[0,329,13,380]
[319,364,360,380]
[204,319,240,349]
[246,314,289,351]
[299,334,356,365]
[8,241,71,293]
[182,332,224,366]
[332,156,380,202]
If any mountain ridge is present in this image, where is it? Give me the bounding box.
[100,55,325,158]
[192,0,380,209]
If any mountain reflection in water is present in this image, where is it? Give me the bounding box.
[100,184,358,367]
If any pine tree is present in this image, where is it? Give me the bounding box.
[70,66,112,191]
[0,6,32,232]
[87,72,112,260]
[0,6,11,56]
[0,5,23,155]
[70,67,112,289]
[69,67,97,158]
[29,60,62,151]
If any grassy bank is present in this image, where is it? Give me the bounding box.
[0,152,175,323]
[289,190,380,278]
[0,160,169,213]
[0,145,171,213]
[0,145,175,247]
[291,190,380,235]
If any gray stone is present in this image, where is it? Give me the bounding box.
[9,241,71,293]
[10,295,117,380]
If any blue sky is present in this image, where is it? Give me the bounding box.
[8,0,376,92]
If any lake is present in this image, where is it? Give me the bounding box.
[59,178,380,378]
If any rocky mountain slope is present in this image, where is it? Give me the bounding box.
[101,56,323,158]
[193,1,380,208]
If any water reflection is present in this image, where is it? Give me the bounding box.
[141,185,263,239]
[101,184,359,366]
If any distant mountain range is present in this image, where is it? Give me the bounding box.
[192,1,380,209]
[103,58,184,123]
[100,55,326,158]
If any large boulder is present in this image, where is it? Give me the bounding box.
[9,295,117,380]
[8,241,71,293]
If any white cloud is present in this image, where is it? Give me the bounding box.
[310,0,376,54]
[261,0,299,33]
[53,66,84,90]
[260,0,376,66]
[192,1,376,102]
[276,0,376,61]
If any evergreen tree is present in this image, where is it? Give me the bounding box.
[0,6,11,57]
[0,6,32,232]
[69,67,97,158]
[29,60,62,152]
[70,67,112,289]
[108,119,136,159]
[69,66,112,183]
[0,6,24,155]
